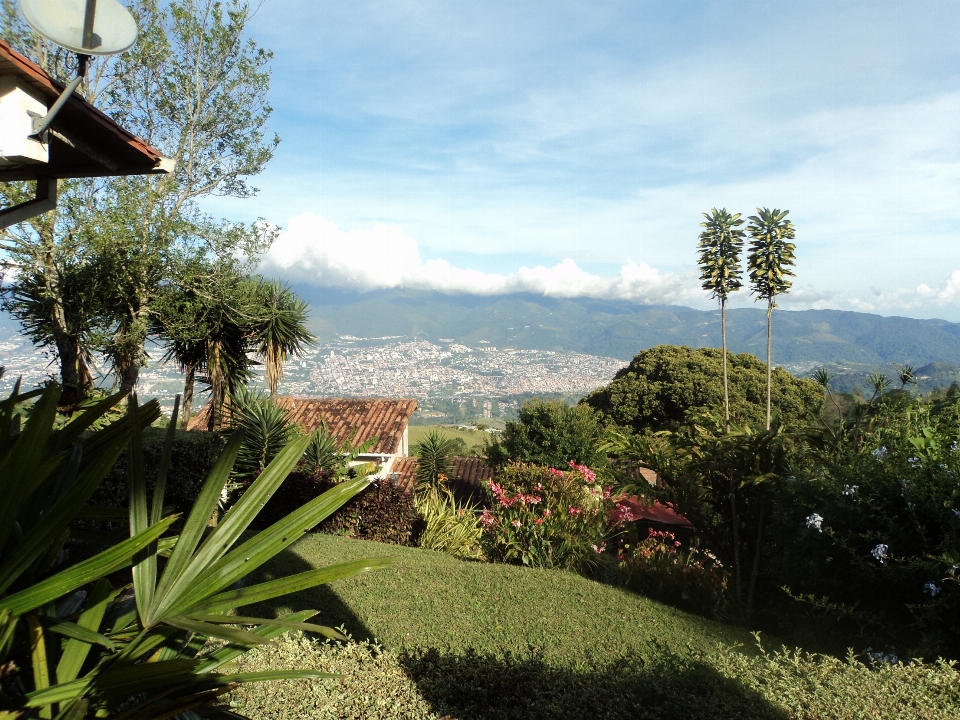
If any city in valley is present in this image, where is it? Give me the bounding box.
[0,327,625,423]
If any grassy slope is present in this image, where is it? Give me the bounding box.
[247,533,748,663]
[228,535,960,720]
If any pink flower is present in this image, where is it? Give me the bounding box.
[591,542,607,554]
[534,518,544,525]
[674,541,681,547]
[543,508,552,517]
[603,486,612,500]
[568,506,583,516]
[480,509,496,527]
[548,467,564,478]
[511,519,522,528]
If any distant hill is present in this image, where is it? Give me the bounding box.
[298,287,960,367]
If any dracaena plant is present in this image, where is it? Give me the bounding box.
[0,382,388,718]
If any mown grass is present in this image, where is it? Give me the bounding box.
[225,535,960,720]
[408,425,491,455]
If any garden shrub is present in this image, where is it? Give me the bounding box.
[481,462,612,572]
[416,480,485,559]
[760,401,960,659]
[616,525,729,618]
[91,426,224,512]
[257,468,425,546]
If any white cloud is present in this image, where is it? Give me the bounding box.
[260,213,698,303]
[917,270,960,302]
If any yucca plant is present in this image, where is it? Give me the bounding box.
[303,423,377,480]
[415,483,484,560]
[414,430,456,488]
[0,382,388,718]
[226,387,301,481]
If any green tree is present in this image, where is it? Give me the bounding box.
[0,0,278,402]
[486,399,606,469]
[747,208,796,429]
[252,279,315,397]
[697,208,746,431]
[582,345,822,434]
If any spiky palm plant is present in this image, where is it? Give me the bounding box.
[697,208,745,431]
[747,207,796,430]
[414,430,457,488]
[252,280,315,397]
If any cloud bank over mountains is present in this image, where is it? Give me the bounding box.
[260,213,698,304]
[260,213,960,321]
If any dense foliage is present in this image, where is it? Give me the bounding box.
[582,345,822,433]
[258,469,425,547]
[0,385,385,717]
[92,425,224,513]
[486,398,606,469]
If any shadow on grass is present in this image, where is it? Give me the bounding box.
[242,544,378,644]
[398,646,791,720]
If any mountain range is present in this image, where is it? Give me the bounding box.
[300,288,960,370]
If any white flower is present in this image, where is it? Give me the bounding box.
[952,508,960,520]
[873,447,888,461]
[786,475,797,484]
[842,484,858,496]
[806,513,824,532]
[908,456,922,468]
[871,543,889,564]
[923,581,941,597]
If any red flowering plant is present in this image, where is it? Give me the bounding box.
[481,461,616,573]
[614,521,729,617]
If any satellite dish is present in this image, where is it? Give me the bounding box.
[19,0,138,56]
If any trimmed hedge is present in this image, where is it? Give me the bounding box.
[91,427,224,513]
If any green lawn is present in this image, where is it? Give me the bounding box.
[226,535,960,720]
[408,424,492,455]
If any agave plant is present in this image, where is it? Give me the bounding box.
[0,382,388,718]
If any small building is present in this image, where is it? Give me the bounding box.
[187,396,418,479]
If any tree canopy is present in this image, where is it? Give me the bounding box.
[581,345,822,433]
[486,398,606,469]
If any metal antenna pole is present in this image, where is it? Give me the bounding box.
[82,0,97,51]
[31,0,97,139]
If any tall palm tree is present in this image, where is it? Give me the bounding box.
[252,280,315,396]
[747,208,796,430]
[697,208,746,431]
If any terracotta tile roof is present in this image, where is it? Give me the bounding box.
[187,397,417,455]
[388,456,494,494]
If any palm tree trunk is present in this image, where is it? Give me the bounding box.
[746,502,766,622]
[765,299,773,430]
[721,297,730,433]
[181,362,196,430]
[729,476,742,614]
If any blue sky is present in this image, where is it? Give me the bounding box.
[202,0,960,320]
